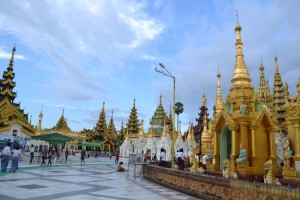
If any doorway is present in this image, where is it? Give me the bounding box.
[219,126,232,170]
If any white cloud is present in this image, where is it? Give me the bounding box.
[0,49,26,59]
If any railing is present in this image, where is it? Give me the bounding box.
[143,164,300,200]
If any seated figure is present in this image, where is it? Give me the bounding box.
[117,162,124,172]
[205,149,213,161]
[236,144,247,163]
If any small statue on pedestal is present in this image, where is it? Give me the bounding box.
[281,132,293,168]
[236,143,247,164]
[205,145,214,162]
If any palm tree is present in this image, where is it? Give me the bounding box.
[175,102,184,131]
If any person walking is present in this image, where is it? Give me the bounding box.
[30,144,35,164]
[115,151,120,164]
[65,148,69,163]
[47,147,53,166]
[159,149,166,167]
[10,146,21,173]
[81,149,86,166]
[1,142,11,172]
[41,147,47,166]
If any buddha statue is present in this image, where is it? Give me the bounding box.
[236,143,247,163]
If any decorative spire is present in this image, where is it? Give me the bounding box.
[0,46,17,102]
[297,78,300,96]
[94,101,107,137]
[162,119,167,136]
[214,68,224,115]
[53,109,71,132]
[139,120,144,136]
[39,105,43,118]
[272,55,286,124]
[37,106,43,133]
[257,59,271,104]
[202,93,207,107]
[231,15,252,86]
[202,113,210,138]
[177,121,182,137]
[150,95,166,133]
[106,110,117,139]
[191,122,195,141]
[187,123,192,140]
[166,104,174,135]
[125,129,129,140]
[126,98,139,134]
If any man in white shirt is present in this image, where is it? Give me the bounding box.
[30,144,34,164]
[1,142,11,172]
[159,149,166,167]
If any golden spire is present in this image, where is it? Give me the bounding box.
[139,120,144,136]
[149,124,153,138]
[162,118,168,136]
[125,129,129,140]
[215,68,223,114]
[202,113,209,138]
[202,93,207,107]
[187,123,192,140]
[297,78,300,95]
[231,13,251,86]
[8,45,16,71]
[178,120,182,137]
[191,122,195,141]
[258,59,271,103]
[272,54,285,124]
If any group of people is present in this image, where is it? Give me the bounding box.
[40,146,61,166]
[158,148,185,170]
[1,142,21,173]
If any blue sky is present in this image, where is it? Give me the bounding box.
[0,0,299,132]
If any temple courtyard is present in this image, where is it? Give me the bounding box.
[0,156,200,200]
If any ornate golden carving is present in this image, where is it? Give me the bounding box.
[285,99,300,118]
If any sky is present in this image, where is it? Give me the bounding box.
[0,0,299,133]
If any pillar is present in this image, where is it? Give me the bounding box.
[230,126,238,171]
[294,124,300,157]
[239,122,249,159]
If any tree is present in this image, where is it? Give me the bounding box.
[175,102,184,131]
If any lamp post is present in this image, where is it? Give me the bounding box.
[155,63,176,168]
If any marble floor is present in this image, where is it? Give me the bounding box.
[0,157,201,200]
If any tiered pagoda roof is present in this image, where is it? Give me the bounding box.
[52,109,72,132]
[257,61,272,104]
[194,94,209,140]
[0,46,35,136]
[0,46,17,102]
[272,55,286,124]
[126,98,139,135]
[94,102,107,139]
[150,95,167,134]
[105,111,117,140]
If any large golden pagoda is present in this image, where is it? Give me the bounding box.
[207,19,276,180]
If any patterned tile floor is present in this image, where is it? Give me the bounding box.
[0,157,201,200]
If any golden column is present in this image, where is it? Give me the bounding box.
[250,126,258,157]
[294,124,300,158]
[239,122,249,155]
[230,126,239,170]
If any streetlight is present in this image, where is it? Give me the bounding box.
[155,63,176,168]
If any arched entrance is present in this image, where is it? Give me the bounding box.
[219,127,232,170]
